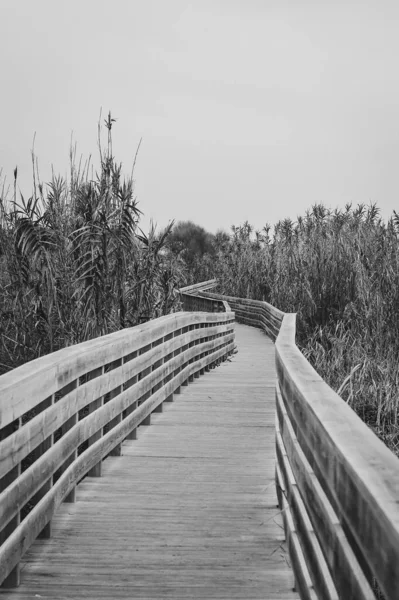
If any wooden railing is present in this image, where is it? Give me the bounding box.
[180,292,230,314]
[179,279,218,293]
[0,309,235,587]
[180,280,230,314]
[194,287,399,600]
[187,290,284,340]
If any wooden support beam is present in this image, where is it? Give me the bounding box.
[0,419,21,588]
[0,310,236,587]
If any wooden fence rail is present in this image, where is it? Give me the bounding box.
[180,291,230,314]
[0,309,235,588]
[188,289,284,340]
[179,279,218,294]
[194,286,399,600]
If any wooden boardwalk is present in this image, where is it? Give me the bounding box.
[1,324,298,600]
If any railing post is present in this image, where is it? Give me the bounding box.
[37,394,55,538]
[173,328,182,394]
[162,332,174,403]
[180,328,190,387]
[153,336,165,413]
[193,324,200,378]
[126,419,138,439]
[0,419,21,588]
[140,343,152,426]
[209,328,216,369]
[62,380,78,503]
[164,375,174,402]
[124,352,139,441]
[108,361,123,456]
[88,366,105,477]
[188,325,195,383]
[109,415,122,454]
[199,324,206,375]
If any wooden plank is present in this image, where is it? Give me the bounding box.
[180,293,229,313]
[275,419,339,600]
[276,384,375,600]
[198,292,283,341]
[0,339,235,583]
[0,323,235,481]
[276,466,318,600]
[179,279,218,293]
[276,314,399,600]
[199,292,284,320]
[0,312,234,428]
[36,396,55,539]
[204,290,399,598]
[0,333,235,533]
[0,420,21,589]
[0,324,298,599]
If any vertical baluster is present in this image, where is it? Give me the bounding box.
[126,425,137,440]
[162,333,174,402]
[188,325,195,383]
[88,366,105,477]
[180,326,189,386]
[108,359,123,456]
[153,336,165,413]
[0,418,21,587]
[194,324,201,378]
[199,323,205,375]
[163,333,175,403]
[141,343,152,426]
[164,370,174,403]
[37,394,55,538]
[204,323,211,372]
[124,351,139,441]
[173,328,182,394]
[63,389,78,503]
[213,329,217,363]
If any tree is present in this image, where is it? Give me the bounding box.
[168,221,215,267]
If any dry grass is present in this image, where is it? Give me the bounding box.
[201,204,399,456]
[0,114,186,375]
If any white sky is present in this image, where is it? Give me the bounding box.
[1,0,398,233]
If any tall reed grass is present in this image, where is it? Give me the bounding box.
[0,113,186,375]
[192,205,399,456]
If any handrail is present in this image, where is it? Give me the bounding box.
[188,285,399,600]
[0,310,235,587]
[179,292,231,314]
[193,290,284,340]
[179,279,218,293]
[179,281,232,314]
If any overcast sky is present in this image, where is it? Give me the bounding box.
[1,0,398,233]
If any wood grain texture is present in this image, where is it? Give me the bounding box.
[0,312,234,586]
[180,293,230,313]
[0,339,235,584]
[197,291,284,341]
[0,312,234,428]
[179,280,218,293]
[275,416,339,600]
[0,322,233,471]
[203,287,399,600]
[277,468,318,600]
[276,314,399,600]
[0,324,298,600]
[275,384,374,600]
[0,331,234,521]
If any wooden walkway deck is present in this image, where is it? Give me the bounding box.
[1,324,298,599]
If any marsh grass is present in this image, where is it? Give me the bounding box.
[0,113,186,375]
[3,123,398,458]
[201,205,399,456]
